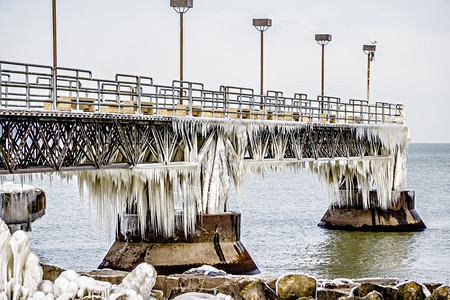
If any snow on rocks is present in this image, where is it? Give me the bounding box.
[172,292,233,300]
[110,263,157,300]
[184,265,228,277]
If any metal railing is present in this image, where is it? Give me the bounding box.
[0,60,405,124]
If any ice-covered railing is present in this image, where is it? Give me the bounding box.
[0,60,405,124]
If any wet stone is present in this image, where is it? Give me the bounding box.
[169,287,217,299]
[427,285,450,300]
[351,283,399,300]
[239,279,279,300]
[339,291,383,300]
[395,281,427,300]
[317,288,348,300]
[424,283,444,295]
[275,274,317,300]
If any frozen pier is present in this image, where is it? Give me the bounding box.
[0,60,424,274]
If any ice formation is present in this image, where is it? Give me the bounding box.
[71,119,409,237]
[185,265,228,277]
[0,226,159,300]
[0,218,43,300]
[110,263,156,300]
[172,293,233,300]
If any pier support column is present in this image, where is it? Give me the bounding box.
[99,212,259,275]
[0,187,46,232]
[318,190,426,231]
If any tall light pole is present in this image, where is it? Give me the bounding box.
[51,0,58,110]
[363,44,376,102]
[170,0,193,85]
[315,34,332,112]
[52,0,57,69]
[253,18,272,103]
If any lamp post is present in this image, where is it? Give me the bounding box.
[315,34,332,112]
[51,0,57,110]
[253,18,272,103]
[363,44,376,102]
[52,0,57,69]
[170,0,193,85]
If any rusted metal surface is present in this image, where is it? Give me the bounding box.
[99,212,259,275]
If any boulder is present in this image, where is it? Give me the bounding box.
[338,291,383,300]
[171,292,233,299]
[239,279,279,300]
[317,288,348,300]
[169,288,217,299]
[151,290,165,300]
[395,281,428,300]
[351,283,399,300]
[275,274,317,300]
[424,283,444,295]
[427,285,450,300]
[154,274,278,299]
[41,264,65,282]
[365,291,384,300]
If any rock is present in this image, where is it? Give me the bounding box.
[171,291,233,299]
[114,263,157,299]
[81,269,129,285]
[41,264,65,282]
[395,281,428,300]
[169,288,217,299]
[155,273,278,299]
[151,290,165,300]
[239,279,279,300]
[427,285,450,300]
[353,279,399,287]
[338,291,383,300]
[317,288,348,300]
[351,283,399,300]
[364,291,384,300]
[275,274,317,300]
[424,283,443,295]
[184,265,228,277]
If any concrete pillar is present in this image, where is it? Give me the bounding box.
[0,188,46,232]
[99,212,259,275]
[318,190,426,231]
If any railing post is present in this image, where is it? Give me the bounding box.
[97,81,101,113]
[137,77,142,115]
[0,62,2,108]
[25,65,30,109]
[188,82,192,117]
[76,70,80,111]
[52,68,57,111]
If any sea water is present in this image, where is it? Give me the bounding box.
[6,143,449,283]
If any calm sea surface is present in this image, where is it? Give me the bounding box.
[7,143,449,283]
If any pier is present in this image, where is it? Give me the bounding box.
[0,59,424,274]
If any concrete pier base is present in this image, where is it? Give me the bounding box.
[318,190,426,231]
[0,188,46,232]
[99,212,259,275]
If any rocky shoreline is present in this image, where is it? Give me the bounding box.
[42,264,450,300]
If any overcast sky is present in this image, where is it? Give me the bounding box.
[1,0,449,142]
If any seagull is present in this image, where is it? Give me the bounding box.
[371,39,377,44]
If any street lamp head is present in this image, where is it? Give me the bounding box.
[315,34,332,46]
[170,0,193,14]
[253,18,272,32]
[363,44,376,61]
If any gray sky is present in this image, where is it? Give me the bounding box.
[1,0,449,142]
